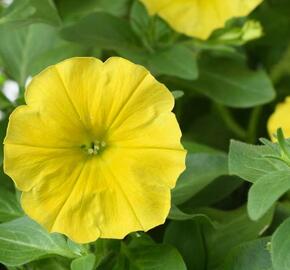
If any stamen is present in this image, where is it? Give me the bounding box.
[83,140,107,156]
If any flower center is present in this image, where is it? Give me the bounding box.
[81,140,107,156]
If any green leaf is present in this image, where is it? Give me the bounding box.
[28,257,71,270]
[168,204,214,225]
[229,140,286,183]
[229,139,290,220]
[182,175,243,208]
[272,217,290,270]
[0,188,23,222]
[0,0,61,27]
[71,254,96,270]
[170,54,275,108]
[0,23,88,86]
[248,170,290,220]
[204,206,274,269]
[172,152,228,204]
[0,217,76,266]
[0,90,11,110]
[0,117,8,165]
[119,240,187,270]
[61,12,140,51]
[56,0,130,20]
[147,45,198,80]
[172,90,184,100]
[164,220,206,270]
[220,238,273,270]
[95,235,186,270]
[119,44,198,80]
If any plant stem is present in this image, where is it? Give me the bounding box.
[215,103,246,139]
[247,106,262,143]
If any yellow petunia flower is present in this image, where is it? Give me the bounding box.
[3,57,186,243]
[268,97,290,141]
[140,0,263,39]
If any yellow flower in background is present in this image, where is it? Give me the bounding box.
[4,57,186,243]
[140,0,263,39]
[268,97,290,141]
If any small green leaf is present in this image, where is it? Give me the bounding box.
[172,90,184,100]
[71,254,96,270]
[0,217,76,266]
[248,170,290,220]
[272,217,290,270]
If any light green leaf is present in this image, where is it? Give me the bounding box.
[220,238,273,270]
[248,170,290,220]
[172,90,184,100]
[229,139,290,220]
[172,152,228,204]
[0,188,23,222]
[71,254,96,270]
[229,140,286,183]
[0,0,61,26]
[0,23,88,87]
[272,217,290,270]
[0,217,76,266]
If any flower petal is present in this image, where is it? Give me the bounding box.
[268,97,290,141]
[4,144,84,191]
[53,57,174,136]
[141,0,263,39]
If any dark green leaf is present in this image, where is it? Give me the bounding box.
[204,206,274,269]
[61,12,140,51]
[56,0,130,20]
[0,188,23,222]
[172,152,228,204]
[174,54,275,108]
[164,220,206,270]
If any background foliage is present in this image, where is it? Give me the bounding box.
[0,0,290,269]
